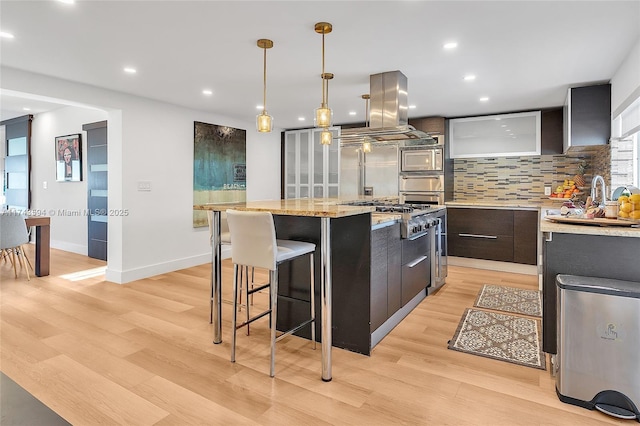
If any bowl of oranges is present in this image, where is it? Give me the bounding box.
[617,194,640,222]
[549,179,582,200]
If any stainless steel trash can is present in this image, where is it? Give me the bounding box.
[556,274,640,421]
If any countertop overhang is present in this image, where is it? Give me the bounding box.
[194,198,375,218]
[540,216,640,238]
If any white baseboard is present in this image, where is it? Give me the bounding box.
[105,246,232,284]
[49,240,87,256]
[448,256,537,275]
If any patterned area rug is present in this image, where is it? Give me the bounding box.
[448,308,546,370]
[473,284,542,317]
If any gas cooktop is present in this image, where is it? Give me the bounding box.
[344,200,434,213]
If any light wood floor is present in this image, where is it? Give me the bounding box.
[0,245,626,425]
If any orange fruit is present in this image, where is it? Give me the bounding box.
[618,210,630,218]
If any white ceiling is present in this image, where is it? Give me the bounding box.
[1,1,639,128]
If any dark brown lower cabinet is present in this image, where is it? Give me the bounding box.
[401,232,430,305]
[370,223,402,332]
[448,207,537,265]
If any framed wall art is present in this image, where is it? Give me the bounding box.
[193,122,246,227]
[55,134,82,182]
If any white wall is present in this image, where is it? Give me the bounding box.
[2,66,281,283]
[30,107,108,254]
[612,37,640,118]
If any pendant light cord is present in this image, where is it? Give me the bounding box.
[321,32,326,107]
[263,45,267,114]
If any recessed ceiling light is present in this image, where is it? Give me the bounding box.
[409,105,417,109]
[22,107,31,111]
[298,117,306,121]
[479,97,489,102]
[202,89,213,96]
[349,111,357,116]
[123,67,137,74]
[443,42,458,49]
[501,124,507,127]
[57,0,75,4]
[464,75,476,81]
[0,32,15,39]
[256,104,263,109]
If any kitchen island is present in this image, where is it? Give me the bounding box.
[195,198,444,381]
[540,216,640,355]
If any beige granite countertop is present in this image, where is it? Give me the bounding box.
[194,198,375,218]
[371,213,401,226]
[540,215,640,238]
[445,200,547,210]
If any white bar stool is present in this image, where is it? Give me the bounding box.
[226,209,316,377]
[207,211,255,324]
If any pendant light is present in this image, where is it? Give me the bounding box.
[314,22,333,132]
[256,38,273,132]
[361,94,372,153]
[319,72,334,145]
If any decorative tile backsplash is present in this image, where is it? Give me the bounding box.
[452,146,611,202]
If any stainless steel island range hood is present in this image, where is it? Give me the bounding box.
[339,71,435,145]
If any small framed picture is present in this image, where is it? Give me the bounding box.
[55,134,82,182]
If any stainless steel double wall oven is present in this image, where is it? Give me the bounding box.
[399,135,449,205]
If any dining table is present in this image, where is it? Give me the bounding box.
[194,198,373,382]
[25,216,51,277]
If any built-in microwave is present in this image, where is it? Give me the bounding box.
[400,134,444,173]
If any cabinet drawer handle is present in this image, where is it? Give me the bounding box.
[458,233,497,239]
[407,255,428,268]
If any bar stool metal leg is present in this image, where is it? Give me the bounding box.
[269,269,278,377]
[310,254,316,349]
[231,263,239,363]
[245,266,250,336]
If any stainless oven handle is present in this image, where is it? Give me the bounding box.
[435,218,442,276]
[406,255,428,268]
[458,233,497,239]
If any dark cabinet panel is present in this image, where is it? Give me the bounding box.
[401,233,429,264]
[370,223,403,332]
[449,233,514,262]
[541,108,563,155]
[273,214,372,354]
[409,116,445,135]
[401,253,430,306]
[387,225,402,314]
[448,208,513,237]
[401,232,430,305]
[371,227,389,331]
[513,210,538,265]
[542,233,640,354]
[565,84,611,151]
[448,207,537,264]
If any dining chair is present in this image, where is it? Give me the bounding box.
[0,213,32,280]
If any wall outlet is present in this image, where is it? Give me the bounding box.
[544,186,551,196]
[137,181,152,191]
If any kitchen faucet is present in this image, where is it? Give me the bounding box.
[590,175,607,206]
